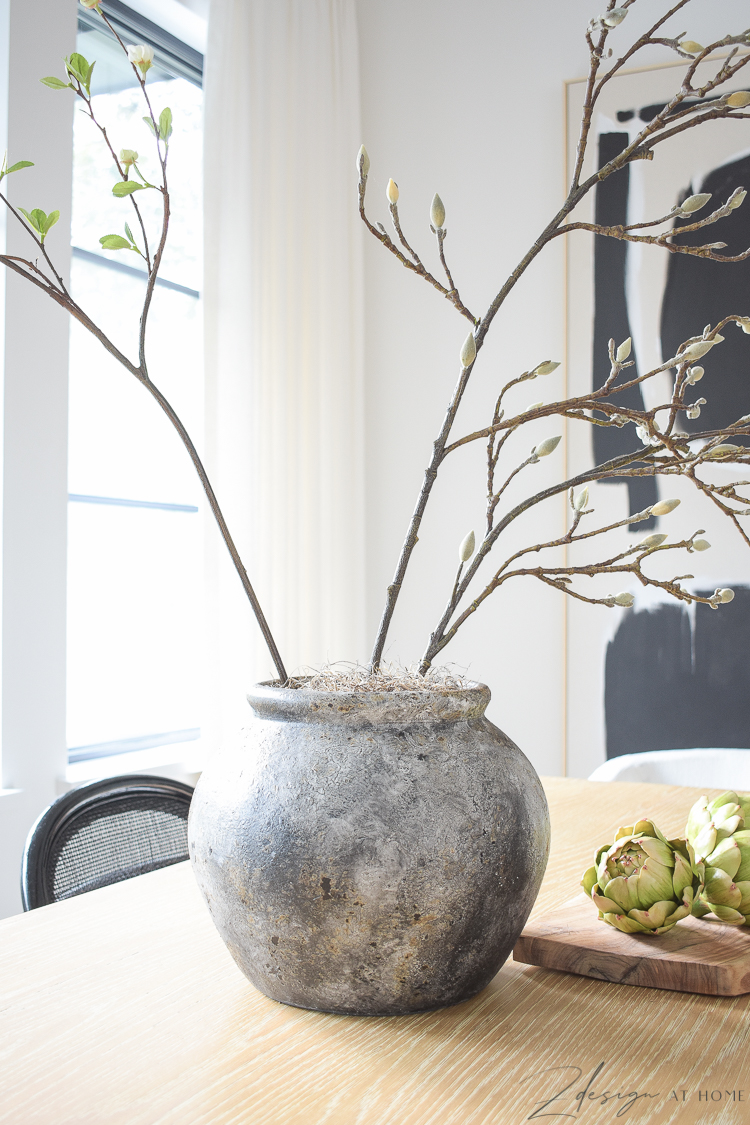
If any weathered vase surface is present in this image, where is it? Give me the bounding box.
[188,681,550,1015]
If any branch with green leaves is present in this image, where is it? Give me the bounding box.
[0,1,288,683]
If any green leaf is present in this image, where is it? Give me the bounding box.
[142,116,157,136]
[100,234,132,250]
[18,207,57,242]
[18,207,43,233]
[158,107,173,141]
[124,222,134,243]
[41,76,71,90]
[65,52,90,84]
[0,159,34,182]
[112,180,146,197]
[84,59,96,91]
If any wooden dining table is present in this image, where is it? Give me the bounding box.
[1,777,749,1125]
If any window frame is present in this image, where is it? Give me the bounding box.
[0,0,205,920]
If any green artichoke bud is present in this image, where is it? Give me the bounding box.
[686,792,750,924]
[581,819,702,935]
[686,791,746,856]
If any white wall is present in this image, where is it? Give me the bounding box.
[0,0,76,918]
[355,0,746,777]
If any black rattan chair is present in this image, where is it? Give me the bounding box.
[21,774,194,910]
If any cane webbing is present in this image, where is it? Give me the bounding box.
[49,796,189,901]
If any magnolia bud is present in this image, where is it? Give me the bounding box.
[677,336,723,363]
[727,188,747,210]
[386,178,399,205]
[707,444,740,458]
[680,192,712,213]
[736,317,750,334]
[430,193,445,229]
[357,144,370,177]
[574,486,589,511]
[614,592,634,607]
[651,498,680,516]
[636,424,651,446]
[525,401,543,412]
[126,44,154,73]
[533,360,560,376]
[80,0,102,7]
[459,530,475,563]
[692,539,711,551]
[119,148,138,166]
[460,333,477,368]
[603,7,628,26]
[640,533,667,548]
[686,398,706,419]
[534,435,561,458]
[679,40,704,55]
[738,414,750,425]
[727,91,750,108]
[718,588,735,603]
[686,365,704,384]
[616,337,632,362]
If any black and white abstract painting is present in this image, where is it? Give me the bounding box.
[566,60,750,775]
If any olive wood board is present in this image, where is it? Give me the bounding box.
[513,893,750,995]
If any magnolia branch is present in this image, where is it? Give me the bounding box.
[358,160,477,325]
[363,8,750,670]
[423,410,750,667]
[419,530,732,672]
[0,8,289,682]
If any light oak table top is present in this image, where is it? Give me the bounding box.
[1,778,749,1125]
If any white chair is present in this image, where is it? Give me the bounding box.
[588,748,750,789]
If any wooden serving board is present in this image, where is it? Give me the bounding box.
[513,894,750,996]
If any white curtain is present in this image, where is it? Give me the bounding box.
[203,0,366,740]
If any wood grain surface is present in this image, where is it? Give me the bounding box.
[514,893,750,996]
[2,778,750,1125]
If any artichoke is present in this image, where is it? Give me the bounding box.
[582,819,702,935]
[686,791,750,925]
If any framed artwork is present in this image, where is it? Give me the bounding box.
[564,57,750,776]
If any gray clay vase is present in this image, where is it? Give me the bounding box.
[188,680,550,1016]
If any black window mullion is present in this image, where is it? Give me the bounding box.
[78,0,203,87]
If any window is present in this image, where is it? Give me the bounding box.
[66,2,204,774]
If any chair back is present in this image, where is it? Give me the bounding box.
[21,774,194,910]
[588,748,750,788]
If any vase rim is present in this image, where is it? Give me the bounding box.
[247,679,491,724]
